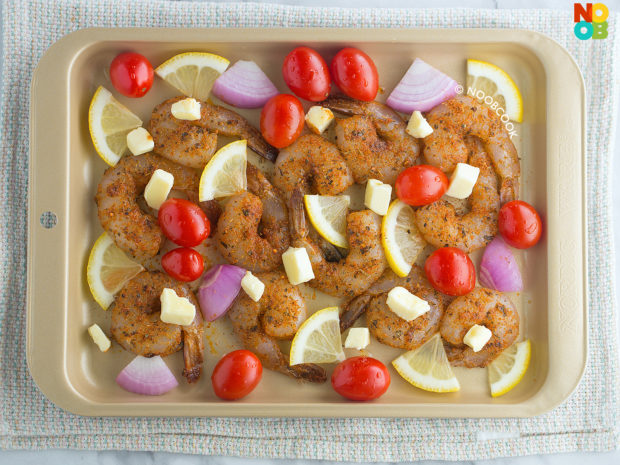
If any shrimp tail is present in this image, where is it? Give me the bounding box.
[288,188,308,240]
[340,294,373,332]
[285,363,327,383]
[320,96,359,116]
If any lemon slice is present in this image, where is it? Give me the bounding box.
[290,307,346,365]
[87,232,144,309]
[304,195,350,248]
[392,333,460,393]
[88,86,143,166]
[467,59,523,122]
[381,199,426,278]
[198,140,247,201]
[155,52,230,100]
[488,339,531,397]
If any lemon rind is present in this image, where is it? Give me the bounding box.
[304,195,350,249]
[489,340,531,397]
[289,307,345,365]
[198,139,247,201]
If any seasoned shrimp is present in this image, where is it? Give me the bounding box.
[321,96,420,185]
[110,271,204,383]
[440,287,519,368]
[228,271,326,382]
[273,134,353,199]
[415,138,500,253]
[96,152,219,262]
[288,189,386,298]
[149,96,277,168]
[423,95,520,203]
[215,164,289,272]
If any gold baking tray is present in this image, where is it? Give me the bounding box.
[27,28,586,417]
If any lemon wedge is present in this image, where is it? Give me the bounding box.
[155,52,230,100]
[392,333,460,393]
[381,199,426,278]
[488,339,531,397]
[466,59,523,122]
[87,232,144,309]
[88,86,143,166]
[304,195,350,248]
[198,140,247,201]
[289,307,346,365]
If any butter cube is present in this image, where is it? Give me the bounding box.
[445,163,480,199]
[144,169,174,210]
[282,247,315,285]
[160,288,196,326]
[344,327,370,350]
[241,271,265,302]
[87,324,111,352]
[463,324,492,352]
[406,111,434,138]
[364,179,392,216]
[386,286,430,321]
[126,127,154,156]
[171,97,201,121]
[305,106,334,134]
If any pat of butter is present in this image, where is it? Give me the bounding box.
[171,98,201,121]
[406,111,434,138]
[87,324,111,352]
[241,271,265,302]
[386,286,430,321]
[144,169,174,210]
[282,247,315,285]
[445,163,480,199]
[126,127,154,156]
[344,327,370,350]
[463,324,492,352]
[305,106,334,134]
[160,288,196,326]
[364,179,392,216]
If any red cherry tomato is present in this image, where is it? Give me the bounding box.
[395,165,449,206]
[158,198,210,247]
[109,52,154,98]
[424,247,475,296]
[331,357,390,401]
[260,94,305,148]
[498,200,543,249]
[161,247,204,282]
[212,350,263,400]
[330,48,379,101]
[282,47,331,102]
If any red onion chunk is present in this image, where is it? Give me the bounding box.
[386,58,458,113]
[479,236,523,292]
[198,264,245,321]
[212,60,279,109]
[116,356,178,396]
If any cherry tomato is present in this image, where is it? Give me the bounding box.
[260,94,305,148]
[212,350,263,400]
[395,165,449,206]
[109,52,154,98]
[424,247,475,296]
[282,47,331,102]
[158,198,210,247]
[331,357,390,401]
[330,48,379,101]
[161,247,204,282]
[498,200,542,249]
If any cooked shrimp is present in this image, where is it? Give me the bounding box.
[321,96,420,185]
[440,287,519,368]
[423,95,520,203]
[415,138,500,253]
[96,152,219,262]
[288,189,386,298]
[228,271,326,382]
[273,134,353,198]
[110,271,204,383]
[215,164,289,272]
[149,96,277,168]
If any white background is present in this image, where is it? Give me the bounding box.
[2,0,620,463]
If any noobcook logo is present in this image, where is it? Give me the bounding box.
[574,3,609,40]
